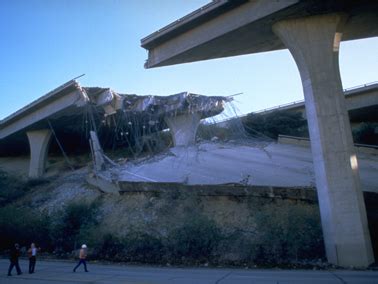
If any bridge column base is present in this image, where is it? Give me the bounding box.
[26,129,52,178]
[273,13,374,267]
[164,113,201,147]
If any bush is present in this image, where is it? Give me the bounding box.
[0,170,51,206]
[197,124,233,141]
[85,230,165,263]
[86,213,223,265]
[0,170,28,205]
[167,214,223,264]
[0,200,101,255]
[99,233,125,261]
[111,129,173,159]
[88,233,125,261]
[352,122,378,145]
[0,205,51,251]
[250,203,324,264]
[197,118,248,142]
[50,200,100,252]
[123,231,165,263]
[243,111,308,139]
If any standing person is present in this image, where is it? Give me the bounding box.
[28,243,39,274]
[73,244,88,272]
[7,243,22,276]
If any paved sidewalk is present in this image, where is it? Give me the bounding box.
[1,259,377,284]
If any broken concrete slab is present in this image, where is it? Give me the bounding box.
[116,141,378,193]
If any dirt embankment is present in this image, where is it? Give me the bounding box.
[0,158,325,266]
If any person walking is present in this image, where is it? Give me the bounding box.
[28,243,39,274]
[73,244,88,272]
[7,243,22,276]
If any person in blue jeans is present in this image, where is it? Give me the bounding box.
[73,244,88,272]
[8,243,22,276]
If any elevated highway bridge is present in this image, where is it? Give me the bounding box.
[141,0,378,267]
[255,81,378,123]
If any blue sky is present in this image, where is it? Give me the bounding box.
[0,0,377,120]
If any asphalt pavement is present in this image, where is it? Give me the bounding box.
[1,259,377,284]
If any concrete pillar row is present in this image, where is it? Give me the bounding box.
[164,113,201,147]
[273,13,374,267]
[26,129,52,178]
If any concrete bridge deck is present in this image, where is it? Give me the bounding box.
[215,81,378,127]
[141,0,378,68]
[254,81,378,121]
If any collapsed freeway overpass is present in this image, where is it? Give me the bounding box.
[141,0,378,267]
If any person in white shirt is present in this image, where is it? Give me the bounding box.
[28,243,39,274]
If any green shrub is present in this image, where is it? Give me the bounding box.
[167,214,223,264]
[0,170,51,205]
[251,203,324,264]
[90,233,126,261]
[86,214,223,265]
[50,200,100,252]
[25,178,50,187]
[123,231,165,263]
[117,130,173,159]
[197,124,232,141]
[0,170,28,205]
[85,230,165,263]
[243,111,308,139]
[352,122,378,145]
[0,205,51,251]
[197,118,248,142]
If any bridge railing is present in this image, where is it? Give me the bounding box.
[255,81,378,115]
[209,80,378,126]
[278,134,378,153]
[253,100,304,114]
[343,81,378,93]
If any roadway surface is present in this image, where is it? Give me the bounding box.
[118,142,378,193]
[1,259,377,284]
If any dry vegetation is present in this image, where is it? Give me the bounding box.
[0,167,325,267]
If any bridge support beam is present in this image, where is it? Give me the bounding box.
[164,113,201,146]
[26,129,52,178]
[273,13,374,267]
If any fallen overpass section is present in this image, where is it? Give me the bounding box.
[0,80,231,178]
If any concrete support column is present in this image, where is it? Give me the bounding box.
[26,129,52,178]
[273,13,374,267]
[89,130,105,172]
[164,113,201,146]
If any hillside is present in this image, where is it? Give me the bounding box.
[1,140,377,266]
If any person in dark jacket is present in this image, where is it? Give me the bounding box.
[7,243,22,276]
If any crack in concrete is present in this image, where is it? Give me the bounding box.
[215,271,233,284]
[328,271,348,284]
